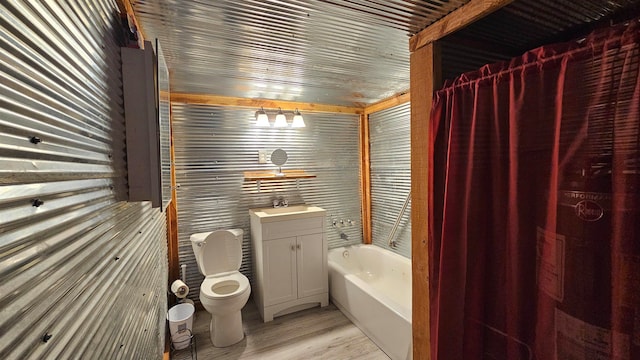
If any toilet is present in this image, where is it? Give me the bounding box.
[190,229,251,347]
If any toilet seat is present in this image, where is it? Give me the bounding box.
[200,272,249,301]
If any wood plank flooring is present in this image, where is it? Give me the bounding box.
[171,299,390,360]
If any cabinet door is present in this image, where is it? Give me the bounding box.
[263,237,297,306]
[296,233,327,298]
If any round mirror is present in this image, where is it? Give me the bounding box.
[271,149,288,166]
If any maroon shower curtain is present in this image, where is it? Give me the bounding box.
[428,20,640,360]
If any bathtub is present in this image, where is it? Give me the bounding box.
[328,245,412,360]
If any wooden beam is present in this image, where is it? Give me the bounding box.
[171,93,363,114]
[167,106,180,284]
[115,0,147,48]
[162,334,170,360]
[359,113,372,245]
[410,42,442,360]
[167,202,179,282]
[409,0,514,52]
[363,91,411,115]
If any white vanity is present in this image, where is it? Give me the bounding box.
[249,205,328,322]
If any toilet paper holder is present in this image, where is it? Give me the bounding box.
[171,280,189,299]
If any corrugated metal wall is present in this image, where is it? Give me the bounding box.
[172,104,362,301]
[441,41,513,82]
[0,1,167,359]
[369,103,412,258]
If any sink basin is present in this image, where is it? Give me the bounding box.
[259,205,312,215]
[250,204,325,222]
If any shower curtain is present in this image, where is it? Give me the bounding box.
[428,20,640,360]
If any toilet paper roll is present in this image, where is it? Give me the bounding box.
[171,280,189,298]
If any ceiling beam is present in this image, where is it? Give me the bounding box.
[171,93,364,114]
[409,0,514,52]
[363,91,411,116]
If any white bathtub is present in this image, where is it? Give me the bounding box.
[328,245,412,360]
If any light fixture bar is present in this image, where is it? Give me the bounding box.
[255,107,305,128]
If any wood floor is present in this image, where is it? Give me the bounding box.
[171,299,390,360]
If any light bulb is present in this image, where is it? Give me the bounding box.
[291,109,305,128]
[274,108,288,127]
[255,108,270,127]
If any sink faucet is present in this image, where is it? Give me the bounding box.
[272,198,288,208]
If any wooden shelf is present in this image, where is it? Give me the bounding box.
[244,169,316,181]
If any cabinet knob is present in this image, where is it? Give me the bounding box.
[296,244,301,250]
[290,245,295,251]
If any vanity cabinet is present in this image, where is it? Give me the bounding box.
[250,206,328,322]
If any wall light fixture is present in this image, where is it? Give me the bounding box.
[254,107,305,128]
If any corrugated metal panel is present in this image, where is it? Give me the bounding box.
[131,0,470,106]
[320,0,470,34]
[451,0,640,56]
[369,103,411,258]
[129,0,638,108]
[0,1,166,359]
[437,0,640,85]
[172,104,362,302]
[504,0,640,47]
[441,41,513,82]
[441,0,640,83]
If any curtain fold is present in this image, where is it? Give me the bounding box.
[429,20,640,360]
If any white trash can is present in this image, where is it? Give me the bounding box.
[167,303,195,350]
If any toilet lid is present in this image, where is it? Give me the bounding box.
[201,230,243,275]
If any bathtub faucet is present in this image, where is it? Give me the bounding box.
[331,219,350,240]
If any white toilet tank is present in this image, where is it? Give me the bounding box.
[190,229,244,276]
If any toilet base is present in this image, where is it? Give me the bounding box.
[210,311,244,347]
